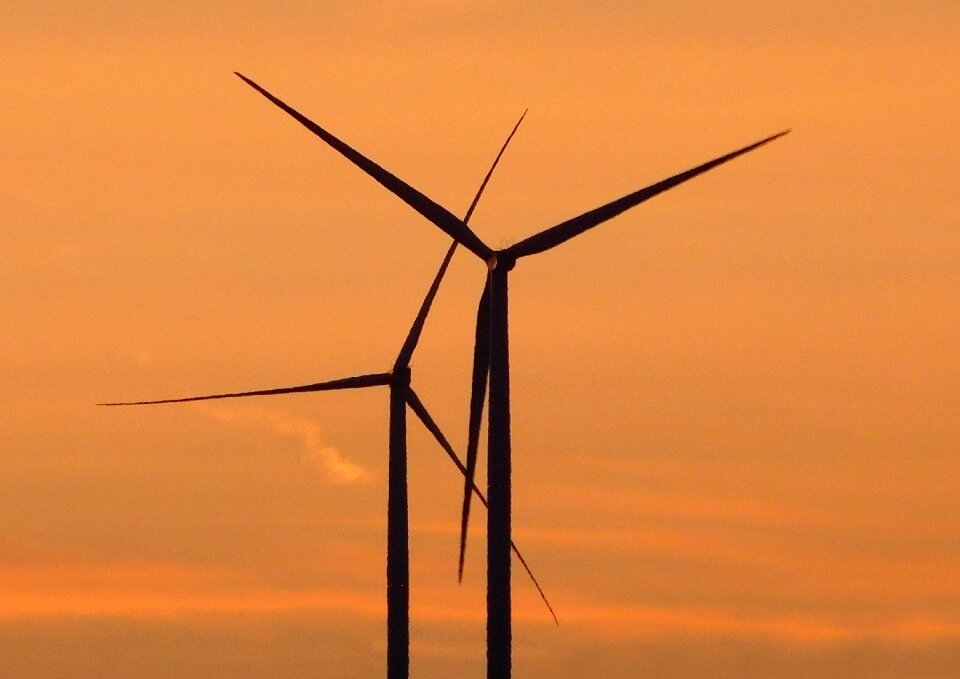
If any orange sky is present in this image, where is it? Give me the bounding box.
[3,2,959,677]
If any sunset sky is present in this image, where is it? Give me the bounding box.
[3,2,959,677]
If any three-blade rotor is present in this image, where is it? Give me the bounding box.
[99,374,554,617]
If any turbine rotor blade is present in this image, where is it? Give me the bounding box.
[394,241,458,370]
[98,372,391,406]
[394,109,527,369]
[405,387,558,625]
[235,73,492,261]
[458,278,491,581]
[505,129,791,259]
[462,109,527,225]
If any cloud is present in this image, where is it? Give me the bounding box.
[194,404,371,485]
[529,632,960,679]
[550,599,960,643]
[0,560,383,620]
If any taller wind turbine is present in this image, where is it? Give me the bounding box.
[101,110,555,679]
[233,71,788,678]
[456,131,789,679]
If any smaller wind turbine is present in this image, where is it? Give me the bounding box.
[100,111,555,679]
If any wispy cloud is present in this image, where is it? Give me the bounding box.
[0,561,383,619]
[550,597,960,643]
[195,404,372,485]
[5,556,958,648]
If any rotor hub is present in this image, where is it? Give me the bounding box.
[487,251,516,272]
[390,366,411,386]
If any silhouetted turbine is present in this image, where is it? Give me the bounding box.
[100,111,556,679]
[233,72,788,679]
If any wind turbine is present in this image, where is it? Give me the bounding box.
[230,72,789,678]
[100,110,556,679]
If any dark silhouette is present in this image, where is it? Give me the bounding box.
[100,110,557,679]
[202,73,786,678]
[458,130,790,679]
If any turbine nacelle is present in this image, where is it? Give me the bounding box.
[486,251,517,273]
[389,366,411,388]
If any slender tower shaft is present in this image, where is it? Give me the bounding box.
[387,369,411,679]
[487,261,512,678]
